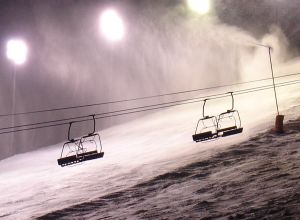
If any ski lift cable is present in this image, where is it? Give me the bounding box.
[0,92,228,131]
[1,80,299,132]
[235,80,299,95]
[0,72,299,118]
[0,80,299,135]
[0,95,232,135]
[1,79,298,132]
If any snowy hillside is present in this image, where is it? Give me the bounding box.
[0,81,299,219]
[40,117,300,219]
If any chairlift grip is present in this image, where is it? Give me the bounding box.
[68,122,73,141]
[203,99,208,118]
[228,92,234,111]
[89,114,96,134]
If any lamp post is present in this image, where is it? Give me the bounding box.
[99,8,125,125]
[6,38,28,154]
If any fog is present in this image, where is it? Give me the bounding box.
[0,0,298,159]
[0,66,299,219]
[0,1,300,218]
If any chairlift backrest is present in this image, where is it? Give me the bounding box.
[66,115,97,141]
[192,99,219,142]
[194,99,216,134]
[194,115,218,135]
[217,92,242,128]
[216,92,243,137]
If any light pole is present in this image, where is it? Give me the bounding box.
[6,38,28,154]
[99,8,125,125]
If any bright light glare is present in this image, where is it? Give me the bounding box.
[6,39,28,65]
[187,0,210,15]
[100,9,125,42]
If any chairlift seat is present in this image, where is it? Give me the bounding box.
[57,155,82,167]
[222,127,243,137]
[81,151,104,161]
[57,151,104,167]
[193,131,217,142]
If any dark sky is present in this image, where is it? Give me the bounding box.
[0,0,299,159]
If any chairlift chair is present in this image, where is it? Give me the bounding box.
[192,99,219,142]
[80,115,104,161]
[57,115,104,167]
[217,92,243,137]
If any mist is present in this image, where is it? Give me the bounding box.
[1,1,300,219]
[0,0,298,159]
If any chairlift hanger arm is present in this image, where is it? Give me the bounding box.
[228,92,234,111]
[90,114,96,134]
[68,122,73,141]
[203,99,208,118]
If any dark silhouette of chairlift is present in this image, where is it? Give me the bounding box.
[216,92,243,137]
[192,99,219,142]
[57,115,104,167]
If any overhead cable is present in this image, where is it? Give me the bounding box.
[0,72,299,118]
[0,79,299,135]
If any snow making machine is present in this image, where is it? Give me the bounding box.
[192,99,219,142]
[57,115,104,167]
[216,92,243,137]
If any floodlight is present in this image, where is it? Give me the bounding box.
[6,39,28,65]
[100,9,125,42]
[187,0,210,15]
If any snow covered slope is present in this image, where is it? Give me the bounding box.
[0,80,299,219]
[39,118,300,220]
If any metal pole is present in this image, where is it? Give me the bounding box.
[268,47,280,115]
[10,64,16,154]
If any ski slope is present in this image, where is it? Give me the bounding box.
[0,75,299,219]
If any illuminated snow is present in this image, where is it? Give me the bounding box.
[0,78,299,219]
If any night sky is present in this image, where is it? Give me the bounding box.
[0,0,299,159]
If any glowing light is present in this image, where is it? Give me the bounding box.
[6,39,28,65]
[187,0,211,15]
[100,9,125,42]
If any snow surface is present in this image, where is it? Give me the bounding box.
[0,80,299,219]
[40,118,300,219]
